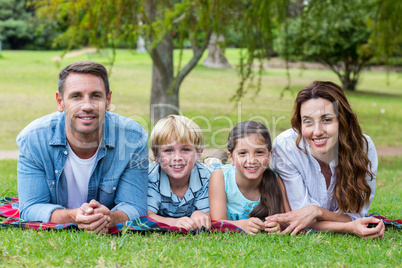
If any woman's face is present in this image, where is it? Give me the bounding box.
[300,97,339,161]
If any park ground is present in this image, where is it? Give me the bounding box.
[1,49,401,159]
[0,49,401,266]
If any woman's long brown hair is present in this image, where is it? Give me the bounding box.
[290,81,374,214]
[227,121,286,220]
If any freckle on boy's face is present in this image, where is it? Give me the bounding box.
[156,141,201,183]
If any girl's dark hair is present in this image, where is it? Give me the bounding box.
[228,121,286,220]
[291,81,374,214]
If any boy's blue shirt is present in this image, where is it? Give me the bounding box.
[147,161,219,218]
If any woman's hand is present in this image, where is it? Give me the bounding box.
[266,205,322,236]
[348,217,385,239]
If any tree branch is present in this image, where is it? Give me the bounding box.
[319,57,343,81]
[353,56,371,80]
[173,31,212,94]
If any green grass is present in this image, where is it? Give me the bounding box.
[0,230,401,267]
[0,50,401,266]
[0,157,401,266]
[0,49,401,149]
[0,160,18,197]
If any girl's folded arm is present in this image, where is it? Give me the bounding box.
[209,169,228,221]
[209,169,264,234]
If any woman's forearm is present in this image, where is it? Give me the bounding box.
[307,220,353,234]
[307,217,385,239]
[315,206,352,223]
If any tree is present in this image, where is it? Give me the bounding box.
[0,0,34,49]
[370,0,402,65]
[35,0,284,122]
[274,0,376,91]
[0,0,79,50]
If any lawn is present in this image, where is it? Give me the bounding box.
[0,49,401,150]
[0,49,401,266]
[0,157,401,266]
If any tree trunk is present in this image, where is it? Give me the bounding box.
[340,61,358,91]
[320,58,359,92]
[145,0,212,123]
[149,35,179,123]
[341,75,358,91]
[202,33,231,69]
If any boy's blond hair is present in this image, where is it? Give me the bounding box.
[150,115,204,155]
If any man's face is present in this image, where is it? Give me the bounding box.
[56,73,111,144]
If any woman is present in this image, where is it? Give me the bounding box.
[267,81,384,239]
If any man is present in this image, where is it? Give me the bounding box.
[17,61,148,233]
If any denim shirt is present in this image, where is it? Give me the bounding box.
[17,111,149,222]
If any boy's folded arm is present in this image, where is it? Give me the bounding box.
[147,210,198,230]
[190,210,211,230]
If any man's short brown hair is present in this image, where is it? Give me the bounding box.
[58,61,110,96]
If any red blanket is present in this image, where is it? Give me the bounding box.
[2,197,400,233]
[0,197,243,234]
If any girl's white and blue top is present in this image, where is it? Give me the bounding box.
[221,164,260,220]
[271,129,377,221]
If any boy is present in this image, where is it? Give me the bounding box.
[147,115,214,230]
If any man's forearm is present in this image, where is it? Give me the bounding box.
[51,204,113,232]
[108,210,129,227]
[49,208,79,224]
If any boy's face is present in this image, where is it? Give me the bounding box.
[156,141,202,183]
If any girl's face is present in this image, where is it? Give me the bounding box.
[300,97,339,161]
[228,133,271,182]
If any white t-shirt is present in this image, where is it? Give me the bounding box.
[63,143,99,209]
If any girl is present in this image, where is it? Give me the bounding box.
[268,81,385,239]
[209,121,290,234]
